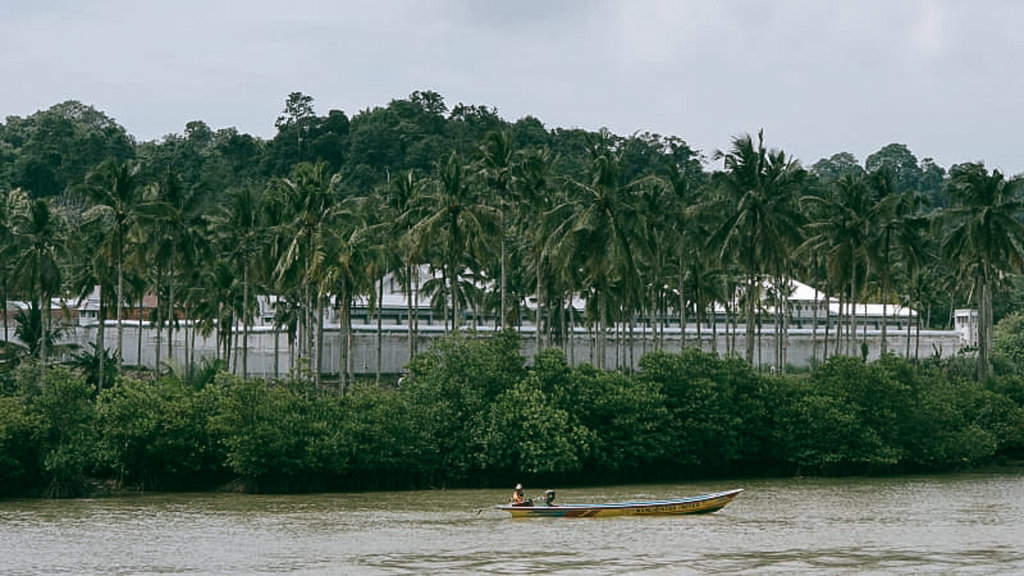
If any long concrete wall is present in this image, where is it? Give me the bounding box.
[58,323,966,377]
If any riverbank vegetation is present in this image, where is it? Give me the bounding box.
[1,333,1022,498]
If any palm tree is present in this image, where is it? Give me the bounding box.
[84,159,140,369]
[478,130,518,329]
[547,130,644,369]
[941,162,1024,380]
[272,161,340,386]
[711,131,806,367]
[0,189,29,343]
[208,182,267,380]
[866,167,918,355]
[515,147,558,356]
[10,198,65,369]
[662,166,705,347]
[320,186,368,390]
[801,173,875,356]
[409,151,499,334]
[390,170,427,360]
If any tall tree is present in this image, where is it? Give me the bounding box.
[478,130,517,329]
[84,159,140,369]
[711,130,806,367]
[801,173,875,356]
[0,189,29,342]
[548,130,643,369]
[409,151,499,334]
[515,147,558,356]
[10,198,65,369]
[209,182,268,379]
[941,163,1024,380]
[273,161,340,385]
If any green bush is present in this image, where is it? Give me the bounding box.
[97,377,223,489]
[27,366,97,497]
[0,395,40,495]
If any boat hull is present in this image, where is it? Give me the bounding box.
[496,488,743,518]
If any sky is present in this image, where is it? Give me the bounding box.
[3,0,1024,174]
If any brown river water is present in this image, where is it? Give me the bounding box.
[1,471,1022,575]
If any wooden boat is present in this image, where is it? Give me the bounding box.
[496,488,743,518]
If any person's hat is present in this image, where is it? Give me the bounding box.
[515,483,522,490]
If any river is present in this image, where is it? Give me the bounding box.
[1,471,1022,575]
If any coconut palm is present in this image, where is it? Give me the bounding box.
[272,160,341,385]
[515,147,558,356]
[941,162,1024,380]
[711,131,806,367]
[390,170,427,360]
[10,198,65,369]
[136,169,210,375]
[208,182,267,379]
[478,130,518,329]
[801,173,875,356]
[0,188,30,343]
[84,159,141,369]
[320,185,368,390]
[409,151,499,334]
[866,166,919,355]
[547,130,644,369]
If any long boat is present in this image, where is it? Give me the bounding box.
[496,488,743,518]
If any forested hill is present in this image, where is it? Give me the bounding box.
[2,91,945,204]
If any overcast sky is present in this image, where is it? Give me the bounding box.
[3,0,1023,174]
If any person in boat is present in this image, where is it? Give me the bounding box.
[542,490,556,506]
[510,483,531,506]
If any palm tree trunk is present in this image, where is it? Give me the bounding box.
[679,255,686,343]
[167,262,174,366]
[848,267,857,356]
[906,295,913,360]
[450,260,460,334]
[242,260,249,380]
[96,291,106,393]
[407,263,415,362]
[500,210,507,330]
[2,276,8,343]
[822,292,829,364]
[978,276,991,381]
[781,276,789,373]
[376,273,384,384]
[628,319,636,372]
[835,293,843,357]
[347,298,354,392]
[273,317,281,379]
[413,265,420,356]
[809,283,818,363]
[155,267,162,371]
[881,295,889,356]
[563,297,573,364]
[137,301,143,367]
[535,265,543,357]
[117,259,124,370]
[42,298,50,373]
[696,295,704,353]
[745,275,755,364]
[775,275,782,371]
[598,292,607,370]
[314,296,323,388]
[189,316,197,379]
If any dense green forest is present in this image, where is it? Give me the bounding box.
[3,91,1024,496]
